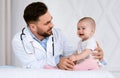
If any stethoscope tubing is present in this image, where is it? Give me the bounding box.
[20,27,54,56]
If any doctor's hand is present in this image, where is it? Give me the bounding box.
[57,57,75,70]
[93,42,104,61]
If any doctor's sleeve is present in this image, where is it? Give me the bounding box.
[12,35,45,69]
[60,32,75,57]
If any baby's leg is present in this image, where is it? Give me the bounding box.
[74,58,100,70]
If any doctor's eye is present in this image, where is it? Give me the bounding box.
[44,21,51,25]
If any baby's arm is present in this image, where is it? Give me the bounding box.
[69,49,91,62]
[76,49,91,60]
[68,51,78,62]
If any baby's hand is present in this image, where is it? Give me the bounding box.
[69,55,77,62]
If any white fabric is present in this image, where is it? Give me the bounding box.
[0,68,115,78]
[77,37,97,53]
[77,37,102,65]
[12,27,74,69]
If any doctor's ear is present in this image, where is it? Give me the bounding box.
[29,24,37,31]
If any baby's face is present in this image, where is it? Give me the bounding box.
[77,21,94,41]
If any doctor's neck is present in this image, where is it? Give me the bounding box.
[28,28,46,41]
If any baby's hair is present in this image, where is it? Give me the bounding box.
[78,17,96,32]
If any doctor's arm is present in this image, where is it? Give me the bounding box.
[93,42,104,61]
[56,32,75,70]
[93,43,107,65]
[92,41,107,65]
[12,37,44,69]
[57,57,75,70]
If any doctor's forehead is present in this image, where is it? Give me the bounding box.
[38,12,52,22]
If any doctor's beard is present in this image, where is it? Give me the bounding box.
[37,28,52,37]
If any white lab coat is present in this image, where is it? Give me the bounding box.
[12,27,75,69]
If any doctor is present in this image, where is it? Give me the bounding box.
[12,2,104,70]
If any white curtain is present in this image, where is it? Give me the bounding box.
[0,0,11,65]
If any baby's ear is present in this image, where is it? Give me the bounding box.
[91,28,95,33]
[90,28,95,36]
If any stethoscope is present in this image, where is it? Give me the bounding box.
[20,27,54,56]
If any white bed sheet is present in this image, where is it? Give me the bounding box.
[0,68,115,78]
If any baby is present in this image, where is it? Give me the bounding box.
[69,17,101,70]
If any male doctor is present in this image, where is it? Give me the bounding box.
[12,2,104,70]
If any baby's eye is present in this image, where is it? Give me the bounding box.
[77,28,80,30]
[82,28,85,30]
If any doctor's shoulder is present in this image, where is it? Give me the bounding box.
[12,32,21,45]
[12,27,29,42]
[52,28,68,39]
[12,31,21,41]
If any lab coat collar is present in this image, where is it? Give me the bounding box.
[24,27,53,52]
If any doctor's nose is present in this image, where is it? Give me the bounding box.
[49,21,54,28]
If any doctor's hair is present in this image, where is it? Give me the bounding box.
[23,2,48,26]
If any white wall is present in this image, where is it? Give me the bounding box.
[11,0,120,78]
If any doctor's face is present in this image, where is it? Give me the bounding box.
[31,11,54,38]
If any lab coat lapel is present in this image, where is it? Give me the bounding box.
[24,27,45,51]
[46,35,53,55]
[32,41,45,51]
